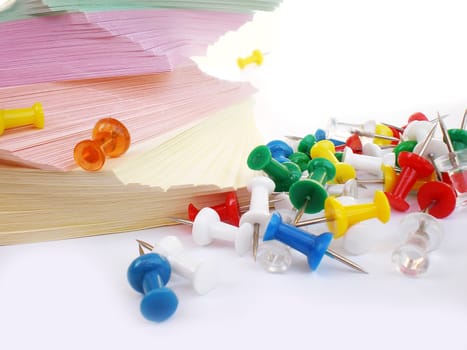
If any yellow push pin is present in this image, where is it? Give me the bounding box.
[374,124,396,146]
[0,102,44,135]
[237,49,264,69]
[296,190,391,238]
[310,140,356,184]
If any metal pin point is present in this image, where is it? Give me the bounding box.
[252,223,260,261]
[461,109,467,130]
[381,122,404,133]
[138,241,146,256]
[325,248,368,274]
[427,152,443,181]
[414,123,437,156]
[137,239,154,251]
[238,198,284,212]
[293,200,308,225]
[350,129,400,143]
[437,112,459,168]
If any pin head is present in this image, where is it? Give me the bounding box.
[127,253,178,322]
[417,181,457,218]
[74,117,130,171]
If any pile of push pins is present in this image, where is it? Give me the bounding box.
[127,110,467,322]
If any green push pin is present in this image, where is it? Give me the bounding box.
[297,134,317,154]
[289,158,336,223]
[448,129,467,151]
[393,140,417,167]
[247,145,302,192]
[288,151,310,171]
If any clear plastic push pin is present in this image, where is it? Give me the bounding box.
[257,240,293,273]
[391,212,444,277]
[434,113,467,198]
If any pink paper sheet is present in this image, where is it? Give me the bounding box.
[0,9,251,87]
[0,64,256,170]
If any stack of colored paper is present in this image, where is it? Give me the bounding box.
[0,0,282,244]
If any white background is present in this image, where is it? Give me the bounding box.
[1,1,467,349]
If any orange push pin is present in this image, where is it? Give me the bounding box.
[73,117,130,171]
[237,49,264,69]
[0,102,44,135]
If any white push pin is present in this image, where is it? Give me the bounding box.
[138,237,219,295]
[342,146,395,177]
[186,207,253,255]
[326,178,359,198]
[337,196,381,255]
[391,212,444,277]
[240,176,275,260]
[404,120,448,159]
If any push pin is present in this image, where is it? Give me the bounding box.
[434,113,467,196]
[404,119,448,159]
[385,124,436,211]
[172,207,253,255]
[73,117,130,171]
[267,140,294,163]
[188,191,240,226]
[240,176,275,260]
[247,145,302,192]
[416,180,457,219]
[310,140,356,183]
[137,237,219,295]
[295,190,391,238]
[356,164,398,192]
[263,212,367,273]
[392,211,444,277]
[342,146,395,177]
[288,151,311,171]
[326,178,359,198]
[0,102,44,135]
[237,49,264,69]
[127,248,178,322]
[289,158,336,223]
[337,196,381,256]
[447,128,467,151]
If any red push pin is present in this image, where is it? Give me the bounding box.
[417,181,457,219]
[385,124,436,211]
[188,191,240,226]
[335,134,363,154]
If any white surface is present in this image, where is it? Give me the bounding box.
[2,1,467,349]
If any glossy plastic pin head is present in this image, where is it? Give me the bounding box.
[0,102,44,135]
[74,117,130,171]
[247,145,301,192]
[324,190,390,238]
[310,140,356,184]
[263,212,332,271]
[289,158,336,214]
[267,140,294,163]
[151,236,219,295]
[392,212,444,277]
[237,49,263,69]
[188,191,240,226]
[385,151,434,211]
[127,253,178,322]
[417,181,457,218]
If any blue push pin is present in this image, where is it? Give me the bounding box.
[263,212,367,273]
[315,128,345,147]
[267,140,294,163]
[127,251,179,322]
